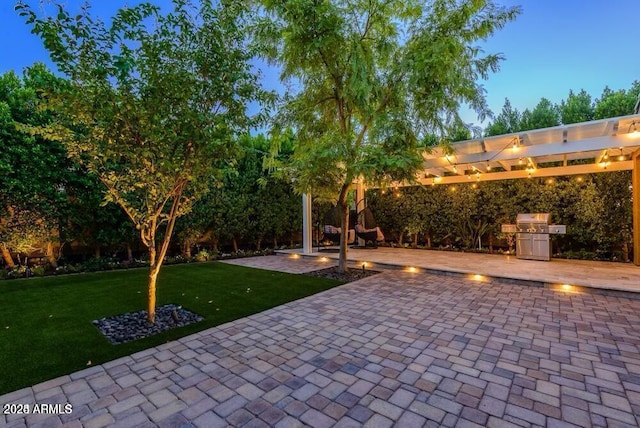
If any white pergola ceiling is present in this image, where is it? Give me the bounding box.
[414,114,640,186]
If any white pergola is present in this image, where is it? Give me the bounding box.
[302,113,640,265]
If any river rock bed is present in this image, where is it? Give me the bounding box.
[93,304,204,345]
[304,266,381,282]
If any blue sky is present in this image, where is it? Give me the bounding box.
[2,0,639,128]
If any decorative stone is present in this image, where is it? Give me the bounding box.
[92,304,203,344]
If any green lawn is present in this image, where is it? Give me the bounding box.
[0,262,342,395]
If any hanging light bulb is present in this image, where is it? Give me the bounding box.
[452,165,457,173]
[518,158,524,165]
[486,162,492,171]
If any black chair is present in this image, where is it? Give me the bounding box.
[321,205,356,245]
[355,207,384,247]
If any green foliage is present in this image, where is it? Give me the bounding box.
[485,81,639,136]
[174,133,302,254]
[258,0,520,269]
[0,66,70,259]
[520,98,560,131]
[485,98,521,137]
[367,174,632,260]
[559,89,594,124]
[594,82,640,119]
[17,0,269,320]
[195,249,211,262]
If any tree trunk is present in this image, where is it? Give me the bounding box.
[273,237,278,248]
[1,246,15,268]
[46,241,58,268]
[398,232,404,246]
[185,245,192,258]
[95,246,101,258]
[148,267,159,324]
[127,243,133,261]
[143,187,184,325]
[232,237,238,253]
[427,233,432,249]
[622,241,629,262]
[488,233,494,254]
[413,233,418,248]
[256,235,262,251]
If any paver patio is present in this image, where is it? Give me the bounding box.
[2,256,640,427]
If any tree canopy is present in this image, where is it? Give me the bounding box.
[258,0,520,270]
[17,0,269,322]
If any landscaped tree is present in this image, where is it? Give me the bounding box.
[18,0,267,323]
[0,65,71,268]
[559,89,594,125]
[258,0,520,271]
[594,82,640,119]
[484,98,521,137]
[520,97,560,131]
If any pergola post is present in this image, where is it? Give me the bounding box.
[302,193,313,254]
[633,150,640,265]
[356,179,366,247]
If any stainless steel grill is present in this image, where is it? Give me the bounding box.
[502,213,566,261]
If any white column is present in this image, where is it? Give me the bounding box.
[302,193,313,254]
[356,180,366,247]
[633,150,640,265]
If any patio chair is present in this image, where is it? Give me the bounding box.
[321,205,356,246]
[355,206,384,247]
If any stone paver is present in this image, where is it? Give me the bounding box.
[3,255,640,426]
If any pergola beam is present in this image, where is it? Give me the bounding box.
[415,160,632,186]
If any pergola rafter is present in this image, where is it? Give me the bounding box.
[417,114,640,186]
